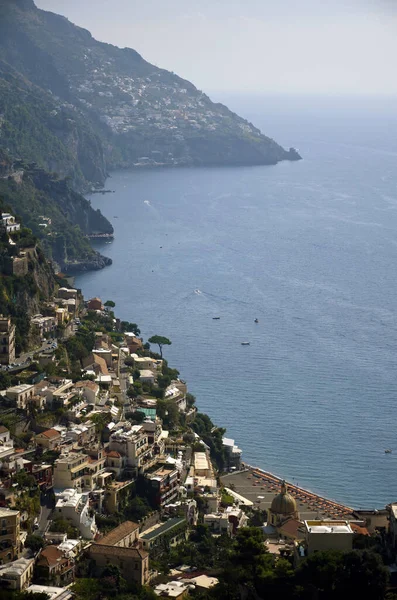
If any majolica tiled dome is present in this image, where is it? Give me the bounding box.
[270,481,297,515]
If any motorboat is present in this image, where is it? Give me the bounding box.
[241,342,250,346]
[385,449,392,454]
[212,317,220,320]
[254,318,259,323]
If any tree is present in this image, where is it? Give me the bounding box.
[125,496,151,521]
[104,300,115,307]
[186,392,196,408]
[133,410,146,423]
[148,335,171,358]
[101,564,126,594]
[89,412,111,436]
[72,578,101,600]
[120,320,140,335]
[297,549,389,600]
[25,534,44,553]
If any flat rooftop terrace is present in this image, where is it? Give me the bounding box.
[140,517,186,541]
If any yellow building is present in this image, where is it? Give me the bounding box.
[104,479,134,514]
[55,308,69,326]
[35,428,62,450]
[0,508,20,564]
[53,453,90,490]
[89,545,149,586]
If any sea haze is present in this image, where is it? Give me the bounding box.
[75,95,397,509]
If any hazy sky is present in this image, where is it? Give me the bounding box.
[35,0,397,95]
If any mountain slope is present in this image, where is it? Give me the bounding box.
[0,0,300,189]
[0,149,113,272]
[0,59,107,189]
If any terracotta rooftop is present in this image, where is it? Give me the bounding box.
[93,354,109,375]
[0,426,9,434]
[34,381,49,392]
[37,429,61,439]
[107,451,121,458]
[90,544,148,560]
[278,518,303,538]
[98,521,139,547]
[350,523,370,536]
[37,545,65,567]
[75,380,99,391]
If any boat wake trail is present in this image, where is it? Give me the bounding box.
[202,290,251,306]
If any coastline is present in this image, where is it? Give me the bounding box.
[246,464,354,512]
[220,465,359,524]
[78,162,396,512]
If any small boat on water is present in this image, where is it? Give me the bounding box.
[212,317,220,320]
[241,342,250,346]
[254,318,259,323]
[385,449,392,454]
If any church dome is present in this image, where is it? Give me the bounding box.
[270,481,297,515]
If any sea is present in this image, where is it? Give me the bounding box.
[75,94,397,509]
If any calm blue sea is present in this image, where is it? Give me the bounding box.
[75,95,397,509]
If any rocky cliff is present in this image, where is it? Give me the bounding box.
[0,154,113,272]
[0,219,56,352]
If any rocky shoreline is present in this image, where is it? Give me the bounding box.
[62,253,113,273]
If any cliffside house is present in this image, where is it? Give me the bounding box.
[35,546,74,586]
[35,429,62,451]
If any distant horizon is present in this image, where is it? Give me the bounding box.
[34,0,397,96]
[209,91,397,98]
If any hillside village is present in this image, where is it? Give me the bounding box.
[0,228,247,597]
[75,60,262,146]
[0,211,396,599]
[0,0,301,189]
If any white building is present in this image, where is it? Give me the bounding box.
[55,488,98,539]
[74,380,100,405]
[26,585,73,600]
[0,426,14,462]
[108,423,157,474]
[223,437,242,470]
[204,513,233,536]
[154,581,192,598]
[139,370,155,385]
[1,213,20,233]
